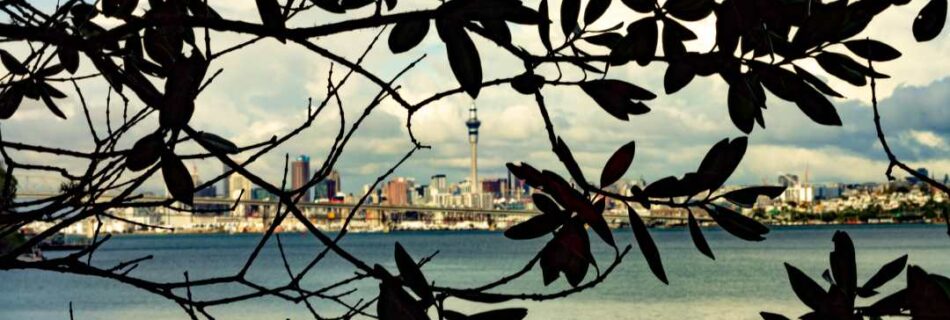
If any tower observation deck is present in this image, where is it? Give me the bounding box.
[466,104,481,193]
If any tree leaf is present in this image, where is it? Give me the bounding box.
[728,80,757,134]
[0,85,25,119]
[759,312,790,320]
[377,279,428,320]
[866,289,907,316]
[538,0,553,52]
[198,132,239,154]
[584,0,612,25]
[829,231,857,295]
[722,186,786,208]
[0,50,28,75]
[389,20,430,53]
[600,141,636,187]
[696,137,747,191]
[859,254,908,297]
[437,22,482,98]
[628,206,668,284]
[504,213,563,240]
[912,0,947,42]
[161,151,194,206]
[785,262,828,311]
[580,79,654,120]
[794,65,843,98]
[843,39,902,61]
[159,53,206,129]
[506,162,545,188]
[481,19,512,44]
[621,0,654,13]
[795,82,843,126]
[610,18,658,66]
[385,0,397,11]
[103,0,138,17]
[533,193,562,215]
[468,308,528,320]
[643,176,690,198]
[540,219,592,287]
[688,212,715,260]
[583,32,623,48]
[256,0,286,30]
[127,134,164,172]
[58,48,80,74]
[39,88,67,119]
[511,72,545,94]
[665,0,714,21]
[905,265,950,317]
[664,62,695,94]
[394,242,433,306]
[708,205,768,241]
[560,0,580,38]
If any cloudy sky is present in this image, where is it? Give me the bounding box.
[3,0,948,194]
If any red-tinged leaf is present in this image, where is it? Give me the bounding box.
[859,254,908,297]
[583,0,612,25]
[532,193,562,215]
[506,162,545,188]
[843,39,902,61]
[600,141,636,187]
[540,220,593,287]
[785,263,828,311]
[553,137,587,187]
[759,312,790,320]
[504,213,563,240]
[688,212,714,259]
[127,134,163,171]
[913,0,946,42]
[0,85,25,119]
[394,242,433,306]
[161,151,194,205]
[0,50,28,75]
[708,205,768,241]
[794,65,843,98]
[584,198,615,247]
[722,186,786,208]
[377,280,429,320]
[628,206,668,284]
[538,0,553,52]
[389,20,430,54]
[829,231,857,295]
[437,21,482,98]
[58,48,80,74]
[580,79,654,120]
[560,0,580,38]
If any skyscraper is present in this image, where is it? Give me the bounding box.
[466,103,481,193]
[292,155,311,202]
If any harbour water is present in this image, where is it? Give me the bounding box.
[2,224,948,319]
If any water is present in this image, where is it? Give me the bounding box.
[2,225,948,320]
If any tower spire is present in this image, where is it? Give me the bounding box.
[466,102,481,193]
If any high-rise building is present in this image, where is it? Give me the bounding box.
[778,173,800,187]
[384,177,412,206]
[292,155,311,202]
[221,163,231,199]
[328,170,342,194]
[466,103,481,193]
[430,174,447,194]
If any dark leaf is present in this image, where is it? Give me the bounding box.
[829,231,857,295]
[628,206,668,284]
[311,0,346,13]
[0,85,25,119]
[40,82,67,98]
[385,0,397,11]
[507,162,545,188]
[727,80,757,134]
[722,186,785,208]
[822,269,836,285]
[688,212,715,260]
[443,310,467,320]
[39,89,67,119]
[540,219,592,287]
[127,134,164,171]
[866,289,907,316]
[159,52,206,129]
[611,18,658,66]
[394,242,433,305]
[560,0,581,38]
[759,312,790,320]
[665,0,714,21]
[662,25,687,58]
[584,0,612,25]
[643,176,690,198]
[843,39,902,61]
[440,0,546,24]
[913,0,947,42]
[621,0,654,13]
[708,205,768,241]
[533,193,562,215]
[906,265,950,317]
[600,141,636,187]
[504,213,563,240]
[161,151,194,206]
[341,0,375,10]
[0,50,28,75]
[696,137,747,191]
[143,27,183,67]
[58,48,80,74]
[664,62,695,94]
[511,73,545,94]
[187,0,222,19]
[389,20,430,53]
[70,3,99,21]
[785,263,828,311]
[795,82,843,126]
[859,254,908,297]
[437,22,482,98]
[198,132,239,154]
[794,65,843,98]
[538,0,553,51]
[585,198,615,247]
[377,279,429,320]
[103,0,138,17]
[580,79,654,120]
[37,65,66,78]
[583,32,623,48]
[815,53,867,86]
[481,19,512,44]
[552,137,587,187]
[469,308,528,320]
[256,0,286,30]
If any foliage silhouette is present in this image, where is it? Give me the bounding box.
[0,0,944,319]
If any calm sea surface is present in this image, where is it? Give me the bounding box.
[2,224,948,320]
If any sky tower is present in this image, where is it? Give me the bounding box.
[466,103,481,193]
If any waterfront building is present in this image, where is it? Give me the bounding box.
[384,177,412,206]
[291,155,311,202]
